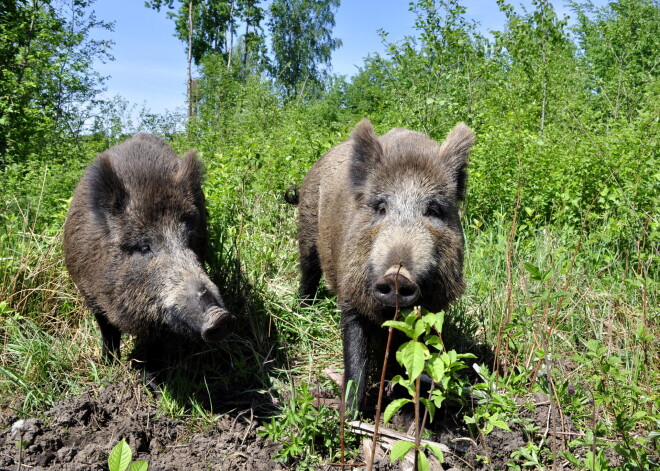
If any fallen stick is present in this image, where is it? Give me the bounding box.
[347,420,450,454]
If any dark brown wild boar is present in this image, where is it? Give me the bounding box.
[63,133,235,361]
[289,119,475,411]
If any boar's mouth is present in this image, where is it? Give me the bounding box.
[200,305,236,343]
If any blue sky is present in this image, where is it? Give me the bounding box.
[90,0,606,115]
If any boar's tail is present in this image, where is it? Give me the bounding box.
[284,185,300,205]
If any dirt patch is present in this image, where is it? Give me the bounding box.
[1,378,585,471]
[0,378,284,471]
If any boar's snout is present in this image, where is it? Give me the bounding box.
[201,305,236,343]
[193,286,236,343]
[373,272,420,307]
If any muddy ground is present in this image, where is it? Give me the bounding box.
[0,368,588,471]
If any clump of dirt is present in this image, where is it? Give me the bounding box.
[0,379,285,471]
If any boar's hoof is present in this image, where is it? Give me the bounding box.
[201,306,236,343]
[373,273,420,307]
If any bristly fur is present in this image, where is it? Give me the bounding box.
[436,123,475,201]
[88,154,127,226]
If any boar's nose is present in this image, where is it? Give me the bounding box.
[201,305,236,343]
[373,273,420,307]
[197,287,236,343]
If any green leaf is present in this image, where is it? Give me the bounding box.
[108,439,132,471]
[456,353,477,360]
[382,320,416,338]
[491,419,511,432]
[423,443,445,463]
[417,449,430,471]
[400,341,428,380]
[464,414,477,425]
[430,389,446,408]
[424,335,443,351]
[390,440,415,462]
[483,420,494,435]
[413,317,428,339]
[419,397,436,422]
[391,375,416,396]
[129,462,148,471]
[425,355,445,382]
[384,398,411,424]
[523,262,541,280]
[425,311,444,331]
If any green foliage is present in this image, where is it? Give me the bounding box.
[383,308,474,424]
[146,0,266,69]
[466,364,516,436]
[108,439,148,471]
[564,339,660,469]
[383,307,475,468]
[258,381,356,468]
[0,0,113,166]
[268,0,342,98]
[508,442,543,469]
[571,0,660,121]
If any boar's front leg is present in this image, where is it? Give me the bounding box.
[92,310,121,361]
[341,308,370,413]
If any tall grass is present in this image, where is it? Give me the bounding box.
[0,192,127,415]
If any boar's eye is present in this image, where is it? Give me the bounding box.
[137,243,152,255]
[425,201,446,220]
[374,200,387,217]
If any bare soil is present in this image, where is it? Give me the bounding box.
[0,378,285,471]
[1,370,585,471]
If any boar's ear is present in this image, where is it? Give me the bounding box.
[438,123,475,201]
[350,118,383,190]
[176,149,204,187]
[89,154,128,218]
[177,149,206,208]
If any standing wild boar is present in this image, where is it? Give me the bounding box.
[63,133,235,361]
[289,119,475,411]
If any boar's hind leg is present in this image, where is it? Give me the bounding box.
[299,243,322,304]
[93,311,121,361]
[342,310,370,414]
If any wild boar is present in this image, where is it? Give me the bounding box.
[63,133,235,361]
[290,119,475,411]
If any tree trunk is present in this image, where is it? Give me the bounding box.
[242,18,250,80]
[187,0,194,120]
[227,0,235,68]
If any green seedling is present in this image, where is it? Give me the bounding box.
[108,439,148,471]
[382,307,475,469]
